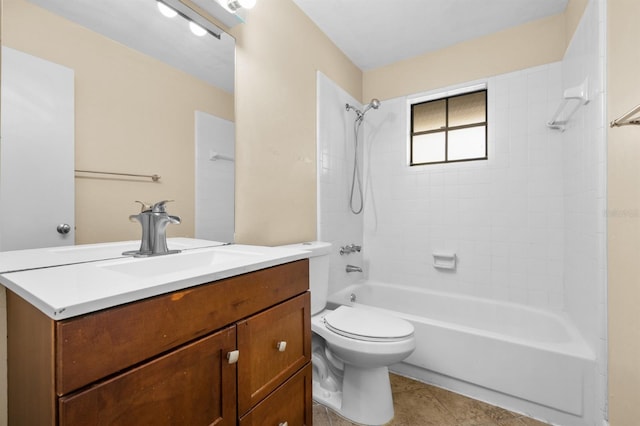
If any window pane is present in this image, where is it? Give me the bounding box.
[412,99,446,132]
[449,91,486,127]
[447,126,486,161]
[412,132,445,164]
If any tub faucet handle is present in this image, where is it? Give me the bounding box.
[340,243,362,255]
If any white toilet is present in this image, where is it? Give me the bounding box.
[283,242,416,425]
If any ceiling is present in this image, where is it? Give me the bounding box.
[292,0,569,71]
[25,0,569,90]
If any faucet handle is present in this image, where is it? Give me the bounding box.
[134,200,152,212]
[151,200,174,213]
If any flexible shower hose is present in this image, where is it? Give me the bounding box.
[349,117,364,214]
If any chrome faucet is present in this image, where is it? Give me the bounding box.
[150,200,181,255]
[125,200,181,257]
[346,264,363,273]
[340,244,362,255]
[127,201,153,255]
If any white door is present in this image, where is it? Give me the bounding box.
[0,47,75,250]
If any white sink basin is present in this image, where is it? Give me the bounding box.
[99,246,265,277]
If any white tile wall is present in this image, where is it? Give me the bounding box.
[195,111,235,243]
[354,64,567,309]
[562,0,606,349]
[561,0,607,421]
[317,72,366,295]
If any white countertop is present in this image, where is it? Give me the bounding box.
[0,239,310,320]
[0,237,225,273]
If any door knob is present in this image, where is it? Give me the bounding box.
[57,223,71,234]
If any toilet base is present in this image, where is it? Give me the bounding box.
[313,364,394,426]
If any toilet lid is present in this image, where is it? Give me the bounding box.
[323,306,414,342]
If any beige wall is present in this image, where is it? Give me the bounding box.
[230,0,361,246]
[608,1,640,424]
[3,0,233,244]
[364,14,564,101]
[364,0,587,101]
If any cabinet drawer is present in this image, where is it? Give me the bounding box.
[237,292,311,415]
[59,326,237,426]
[56,259,309,395]
[239,363,312,426]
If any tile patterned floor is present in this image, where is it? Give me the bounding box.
[312,373,550,426]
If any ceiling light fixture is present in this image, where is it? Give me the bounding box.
[156,1,178,18]
[189,21,207,36]
[188,0,247,28]
[227,0,256,12]
[156,0,223,39]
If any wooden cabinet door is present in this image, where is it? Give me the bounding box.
[237,292,311,415]
[58,326,237,426]
[239,363,312,426]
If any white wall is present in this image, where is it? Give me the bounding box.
[317,71,365,295]
[359,64,567,311]
[195,111,235,243]
[319,61,568,310]
[562,0,606,349]
[561,0,607,421]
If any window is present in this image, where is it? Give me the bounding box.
[410,89,487,165]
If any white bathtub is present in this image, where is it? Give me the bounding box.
[328,281,596,424]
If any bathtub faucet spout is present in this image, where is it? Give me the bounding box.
[346,264,363,273]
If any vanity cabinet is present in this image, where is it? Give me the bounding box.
[7,259,312,426]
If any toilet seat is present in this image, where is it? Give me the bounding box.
[323,306,414,342]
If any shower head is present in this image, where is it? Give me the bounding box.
[345,98,381,120]
[369,98,381,109]
[362,98,381,114]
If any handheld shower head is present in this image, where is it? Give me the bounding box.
[362,98,381,114]
[344,97,380,215]
[346,98,381,121]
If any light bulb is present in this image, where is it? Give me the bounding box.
[227,0,256,11]
[156,1,177,18]
[189,21,207,37]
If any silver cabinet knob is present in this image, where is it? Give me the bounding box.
[279,422,288,426]
[276,341,287,352]
[226,350,239,364]
[57,223,71,234]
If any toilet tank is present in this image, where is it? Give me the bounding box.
[279,241,332,315]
